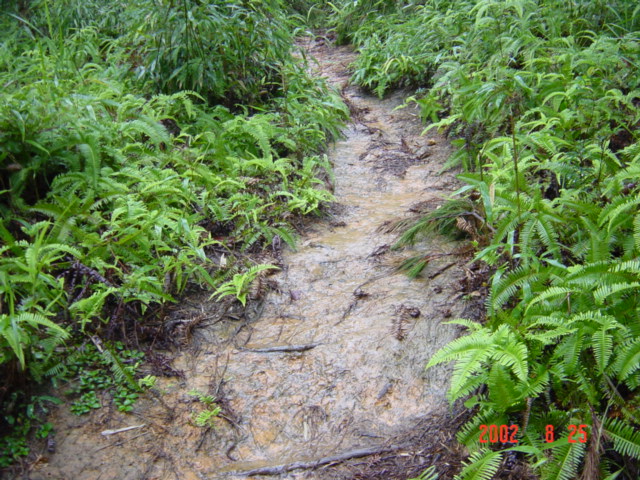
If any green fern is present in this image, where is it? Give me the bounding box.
[489,265,543,313]
[455,450,503,480]
[604,418,640,459]
[409,466,439,480]
[542,440,586,480]
[612,338,640,382]
[212,264,279,306]
[0,313,69,371]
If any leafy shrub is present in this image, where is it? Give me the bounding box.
[124,0,296,106]
[342,0,640,478]
[0,0,347,467]
[328,0,400,45]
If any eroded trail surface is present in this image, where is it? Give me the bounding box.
[32,39,464,480]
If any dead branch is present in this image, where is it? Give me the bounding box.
[94,432,149,452]
[231,444,403,476]
[239,343,320,353]
[335,300,357,325]
[101,424,146,436]
[71,258,115,287]
[427,262,457,280]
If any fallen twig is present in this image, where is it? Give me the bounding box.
[427,262,457,280]
[239,343,320,353]
[230,444,402,476]
[335,300,357,325]
[353,273,393,293]
[101,424,146,436]
[195,426,212,453]
[95,432,149,452]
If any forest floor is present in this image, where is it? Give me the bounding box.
[21,37,474,480]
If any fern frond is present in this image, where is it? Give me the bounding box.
[592,324,615,373]
[542,440,586,480]
[490,265,541,313]
[554,333,584,376]
[98,340,139,391]
[446,319,485,332]
[270,225,297,250]
[598,196,640,232]
[123,117,172,147]
[535,213,561,255]
[457,408,503,446]
[488,364,519,409]
[612,338,640,381]
[409,466,439,480]
[427,329,494,368]
[525,286,572,314]
[450,370,490,403]
[449,351,494,401]
[494,339,529,381]
[604,418,640,459]
[398,255,430,278]
[455,450,502,480]
[593,282,640,305]
[610,259,640,274]
[526,327,575,345]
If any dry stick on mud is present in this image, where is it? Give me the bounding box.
[230,445,404,476]
[238,343,320,353]
[427,262,457,280]
[94,432,149,453]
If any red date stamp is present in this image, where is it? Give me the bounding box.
[480,424,589,444]
[479,424,519,443]
[545,424,588,443]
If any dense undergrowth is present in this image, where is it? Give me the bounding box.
[324,0,640,479]
[0,0,347,468]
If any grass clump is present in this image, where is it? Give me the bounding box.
[0,0,347,469]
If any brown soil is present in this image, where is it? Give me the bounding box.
[12,37,481,480]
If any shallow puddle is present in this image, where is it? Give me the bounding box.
[29,39,464,480]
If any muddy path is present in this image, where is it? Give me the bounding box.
[27,39,467,480]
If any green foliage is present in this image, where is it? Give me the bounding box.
[0,312,69,374]
[340,0,640,478]
[0,393,60,468]
[125,0,295,106]
[455,449,503,480]
[0,0,347,465]
[409,466,439,480]
[327,0,400,45]
[213,264,279,306]
[63,342,144,414]
[138,375,157,389]
[187,389,221,428]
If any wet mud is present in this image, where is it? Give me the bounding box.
[25,38,467,480]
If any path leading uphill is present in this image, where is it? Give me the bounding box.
[30,37,467,480]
